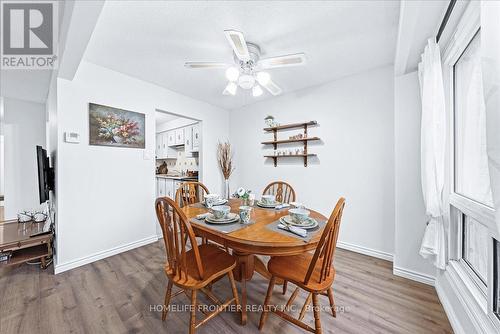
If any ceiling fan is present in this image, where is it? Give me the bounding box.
[184,30,306,97]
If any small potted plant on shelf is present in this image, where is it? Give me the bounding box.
[264,115,275,127]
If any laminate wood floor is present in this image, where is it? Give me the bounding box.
[0,241,453,334]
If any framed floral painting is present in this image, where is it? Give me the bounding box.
[89,103,145,148]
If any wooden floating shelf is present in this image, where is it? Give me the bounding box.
[261,137,320,145]
[263,120,319,167]
[264,154,317,167]
[264,121,317,132]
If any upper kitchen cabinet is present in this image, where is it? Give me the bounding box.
[192,123,200,152]
[167,130,175,147]
[174,128,184,146]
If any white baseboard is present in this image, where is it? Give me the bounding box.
[336,241,393,262]
[54,235,159,274]
[393,266,435,286]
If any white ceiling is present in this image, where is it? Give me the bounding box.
[84,0,400,110]
[155,111,180,126]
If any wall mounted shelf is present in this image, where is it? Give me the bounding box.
[263,121,319,167]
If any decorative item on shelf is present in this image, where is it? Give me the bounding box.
[264,115,275,127]
[157,161,168,174]
[289,133,304,140]
[17,211,48,224]
[217,140,235,200]
[0,251,12,263]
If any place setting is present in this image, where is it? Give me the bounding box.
[191,196,255,234]
[255,194,290,210]
[267,204,326,242]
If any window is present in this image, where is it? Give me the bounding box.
[462,215,489,283]
[454,31,493,208]
[495,239,500,320]
[453,30,493,286]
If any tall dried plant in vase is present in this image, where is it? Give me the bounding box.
[217,140,235,199]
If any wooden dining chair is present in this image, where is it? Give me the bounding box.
[175,181,210,208]
[155,197,241,334]
[262,181,296,204]
[259,198,346,334]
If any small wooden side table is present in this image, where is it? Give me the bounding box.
[0,219,53,269]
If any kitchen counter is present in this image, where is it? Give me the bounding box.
[155,174,198,181]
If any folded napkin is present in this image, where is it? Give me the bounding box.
[278,224,307,238]
[275,203,290,210]
[196,213,210,220]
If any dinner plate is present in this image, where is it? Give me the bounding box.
[202,199,228,206]
[280,216,319,229]
[205,213,239,224]
[256,200,280,208]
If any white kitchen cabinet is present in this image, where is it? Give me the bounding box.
[167,130,176,147]
[192,123,200,151]
[155,133,162,158]
[184,125,193,158]
[157,178,166,198]
[173,180,182,197]
[174,128,184,146]
[165,178,174,198]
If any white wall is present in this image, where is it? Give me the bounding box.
[394,71,436,283]
[230,66,395,257]
[55,61,229,272]
[3,97,46,219]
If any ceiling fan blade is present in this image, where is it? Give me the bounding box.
[261,79,282,96]
[184,62,229,69]
[224,30,250,61]
[258,53,307,69]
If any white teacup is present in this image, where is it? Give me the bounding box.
[289,208,310,224]
[211,205,231,219]
[290,202,305,209]
[204,194,220,207]
[261,194,276,204]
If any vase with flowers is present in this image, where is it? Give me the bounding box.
[234,187,253,206]
[217,140,235,200]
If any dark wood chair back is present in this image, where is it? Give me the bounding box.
[155,197,204,281]
[175,181,210,208]
[304,198,345,285]
[262,181,296,203]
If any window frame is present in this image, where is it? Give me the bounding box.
[442,1,500,328]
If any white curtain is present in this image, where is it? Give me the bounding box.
[418,39,447,270]
[481,2,500,233]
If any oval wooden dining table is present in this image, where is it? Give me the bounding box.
[181,198,328,325]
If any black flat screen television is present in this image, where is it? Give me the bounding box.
[36,146,54,204]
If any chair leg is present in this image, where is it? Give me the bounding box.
[162,280,173,321]
[189,290,197,334]
[299,292,312,321]
[227,270,241,323]
[259,276,276,331]
[327,288,336,318]
[312,293,322,334]
[282,280,288,295]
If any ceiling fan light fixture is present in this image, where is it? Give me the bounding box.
[256,72,271,85]
[223,82,238,96]
[252,85,263,97]
[238,74,255,89]
[225,67,240,82]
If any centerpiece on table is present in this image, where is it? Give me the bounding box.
[234,187,254,206]
[217,140,235,200]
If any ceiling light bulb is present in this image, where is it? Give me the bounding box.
[225,67,240,82]
[224,82,238,95]
[256,72,271,85]
[252,85,263,97]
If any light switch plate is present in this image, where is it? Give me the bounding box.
[64,132,80,143]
